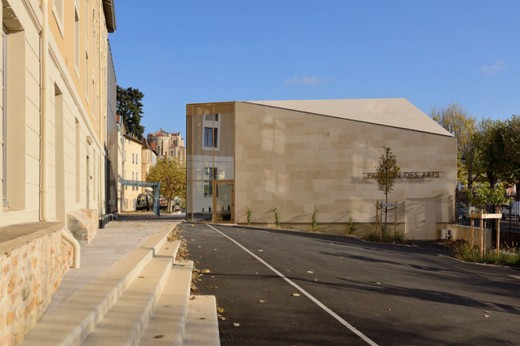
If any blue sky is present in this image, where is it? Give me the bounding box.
[110,0,520,137]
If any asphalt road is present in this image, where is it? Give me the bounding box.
[180,223,520,346]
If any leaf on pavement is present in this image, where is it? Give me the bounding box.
[233,323,240,327]
[291,293,301,297]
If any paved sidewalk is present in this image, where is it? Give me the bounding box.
[45,219,180,315]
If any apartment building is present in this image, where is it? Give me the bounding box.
[147,129,186,164]
[186,99,457,240]
[0,0,116,343]
[122,134,143,211]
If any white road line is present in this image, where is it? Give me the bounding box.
[207,224,379,346]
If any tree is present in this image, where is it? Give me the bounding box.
[117,85,145,139]
[502,115,520,191]
[474,118,507,188]
[375,146,400,235]
[146,158,186,212]
[431,104,478,189]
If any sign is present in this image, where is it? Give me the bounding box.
[363,171,442,180]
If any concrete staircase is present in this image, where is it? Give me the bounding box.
[22,225,219,346]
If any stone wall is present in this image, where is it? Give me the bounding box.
[0,225,73,345]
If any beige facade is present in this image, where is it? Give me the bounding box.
[1,0,115,226]
[147,129,186,164]
[122,135,143,211]
[142,139,158,185]
[187,99,457,240]
[0,0,115,343]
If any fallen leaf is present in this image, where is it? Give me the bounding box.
[259,299,267,304]
[233,323,240,327]
[307,270,314,274]
[291,293,301,297]
[258,249,264,252]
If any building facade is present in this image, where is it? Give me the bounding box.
[0,0,116,343]
[186,99,457,240]
[122,135,143,211]
[147,129,186,164]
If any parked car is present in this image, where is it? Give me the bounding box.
[502,201,520,221]
[136,193,152,211]
[160,196,168,210]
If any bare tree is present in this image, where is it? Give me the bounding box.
[375,146,400,235]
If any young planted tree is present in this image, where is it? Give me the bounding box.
[375,146,400,235]
[146,158,186,213]
[117,85,145,139]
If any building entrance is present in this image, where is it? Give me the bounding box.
[213,181,234,223]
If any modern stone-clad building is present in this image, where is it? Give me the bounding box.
[186,99,457,240]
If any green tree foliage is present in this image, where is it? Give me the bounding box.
[474,119,507,188]
[146,158,186,212]
[431,104,478,189]
[502,115,520,189]
[117,85,145,139]
[375,146,400,234]
[469,182,510,213]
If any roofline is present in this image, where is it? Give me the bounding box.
[102,0,116,32]
[123,134,143,144]
[239,100,454,139]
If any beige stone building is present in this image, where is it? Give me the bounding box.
[142,138,158,185]
[122,135,144,211]
[147,129,186,164]
[0,0,116,343]
[186,99,457,240]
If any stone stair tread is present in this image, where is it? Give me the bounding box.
[82,255,173,345]
[184,295,220,346]
[141,260,194,346]
[22,226,174,346]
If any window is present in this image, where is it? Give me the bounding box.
[53,0,64,36]
[203,167,217,197]
[202,114,220,150]
[74,7,80,71]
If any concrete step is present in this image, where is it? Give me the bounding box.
[141,260,194,346]
[82,255,173,345]
[184,295,220,346]
[22,226,176,346]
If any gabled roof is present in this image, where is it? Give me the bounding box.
[243,98,452,137]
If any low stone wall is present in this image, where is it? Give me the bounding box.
[446,224,493,249]
[0,223,73,345]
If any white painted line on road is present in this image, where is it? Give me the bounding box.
[207,224,379,346]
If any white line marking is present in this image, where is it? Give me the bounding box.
[207,224,379,346]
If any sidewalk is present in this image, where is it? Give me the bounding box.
[45,219,180,315]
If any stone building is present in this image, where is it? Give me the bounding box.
[0,0,116,343]
[186,99,457,240]
[147,129,186,164]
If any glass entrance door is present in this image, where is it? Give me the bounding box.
[213,181,234,223]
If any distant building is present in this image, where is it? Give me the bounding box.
[142,138,158,185]
[123,135,144,211]
[147,129,186,164]
[186,99,457,240]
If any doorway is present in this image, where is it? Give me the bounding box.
[213,181,234,223]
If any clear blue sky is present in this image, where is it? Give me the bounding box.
[109,0,519,138]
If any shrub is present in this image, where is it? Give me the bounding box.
[273,208,279,227]
[451,241,520,266]
[246,208,252,225]
[311,209,318,231]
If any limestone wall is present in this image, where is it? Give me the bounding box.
[0,226,73,345]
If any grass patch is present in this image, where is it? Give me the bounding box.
[450,241,520,267]
[365,230,409,244]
